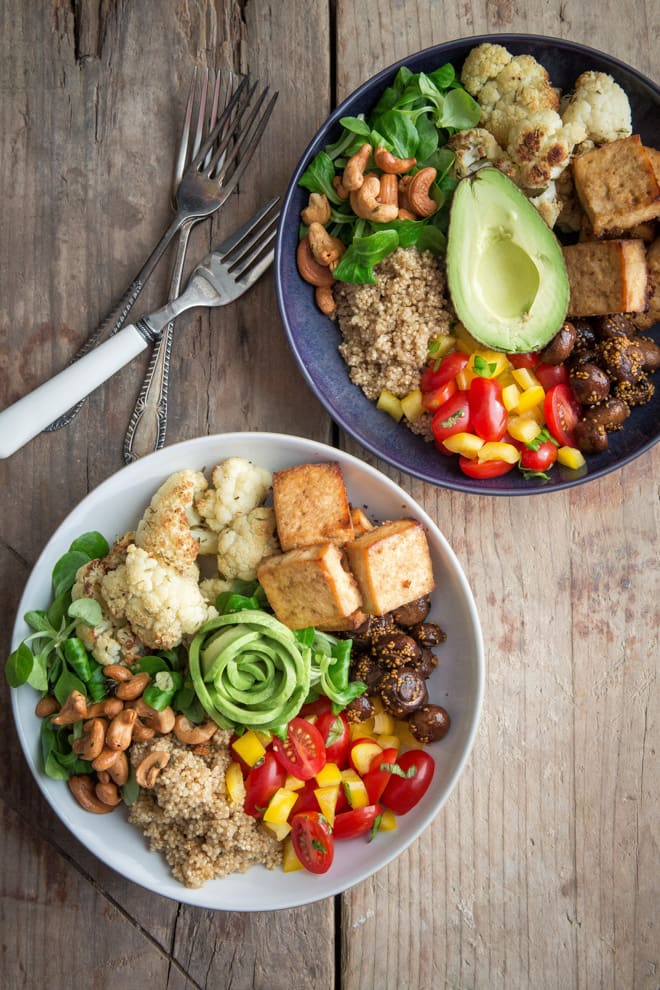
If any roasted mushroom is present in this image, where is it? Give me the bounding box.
[408,704,451,743]
[379,667,429,717]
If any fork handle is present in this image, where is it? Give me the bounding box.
[122,217,196,463]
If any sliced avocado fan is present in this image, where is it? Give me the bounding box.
[446,167,569,353]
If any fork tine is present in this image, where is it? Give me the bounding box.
[206,81,268,176]
[191,73,251,169]
[207,90,278,200]
[215,196,280,257]
[223,211,279,275]
[236,240,277,289]
[173,67,198,188]
[190,67,210,160]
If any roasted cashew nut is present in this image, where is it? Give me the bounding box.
[374,146,417,174]
[307,222,345,270]
[35,696,60,718]
[107,751,129,787]
[332,175,349,200]
[173,715,218,746]
[342,143,372,191]
[51,690,88,726]
[69,774,116,814]
[407,166,438,217]
[378,173,399,206]
[127,698,176,735]
[315,285,336,316]
[72,717,107,762]
[350,175,399,223]
[115,672,151,701]
[103,664,132,682]
[95,780,122,807]
[132,717,156,742]
[301,192,331,225]
[91,746,121,772]
[135,750,170,788]
[86,697,124,719]
[105,707,137,751]
[296,236,336,287]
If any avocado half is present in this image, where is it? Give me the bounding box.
[446,167,570,353]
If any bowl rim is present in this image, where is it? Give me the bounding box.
[10,431,485,910]
[275,34,660,495]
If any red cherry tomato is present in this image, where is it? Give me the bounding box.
[431,391,471,445]
[272,717,326,780]
[381,750,435,815]
[361,747,399,804]
[534,361,569,390]
[299,697,332,719]
[290,812,334,874]
[333,804,383,840]
[244,752,286,818]
[509,352,538,369]
[520,441,558,472]
[468,376,507,442]
[420,352,469,393]
[291,779,321,815]
[458,456,515,479]
[544,383,582,447]
[422,378,457,412]
[316,710,351,769]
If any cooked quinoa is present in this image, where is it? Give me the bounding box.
[334,247,453,401]
[129,731,281,888]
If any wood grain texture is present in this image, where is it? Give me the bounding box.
[0,1,657,988]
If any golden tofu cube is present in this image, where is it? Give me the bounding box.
[632,237,660,330]
[257,542,362,630]
[272,462,355,551]
[345,519,435,616]
[572,135,660,236]
[562,239,647,316]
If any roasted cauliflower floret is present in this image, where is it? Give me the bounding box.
[528,180,563,228]
[216,506,280,581]
[561,71,632,146]
[199,577,233,606]
[195,457,273,532]
[71,538,147,666]
[135,469,212,575]
[101,544,216,651]
[505,110,586,191]
[448,127,510,177]
[460,42,513,98]
[477,54,560,147]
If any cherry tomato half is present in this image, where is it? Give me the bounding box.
[381,750,435,815]
[534,361,569,391]
[244,752,286,818]
[458,456,515,479]
[333,804,383,840]
[316,710,351,769]
[422,378,457,412]
[544,383,582,447]
[509,352,539,369]
[431,391,471,445]
[520,441,558,472]
[420,352,469,393]
[468,376,507,442]
[361,747,399,804]
[290,812,334,874]
[272,717,326,781]
[299,697,332,719]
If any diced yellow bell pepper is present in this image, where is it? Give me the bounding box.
[262,820,292,841]
[377,389,403,422]
[507,415,542,444]
[557,446,586,470]
[453,323,480,354]
[254,730,272,747]
[370,695,385,715]
[393,719,423,749]
[471,350,512,378]
[350,739,383,775]
[225,761,246,805]
[478,442,520,464]
[372,710,394,735]
[428,334,457,359]
[263,787,300,824]
[284,773,306,791]
[350,717,375,741]
[511,367,541,390]
[282,837,304,872]
[442,432,484,458]
[314,784,340,825]
[455,366,475,391]
[378,809,398,832]
[516,385,545,414]
[375,733,401,751]
[501,383,521,412]
[341,769,370,809]
[315,762,342,787]
[231,730,266,767]
[400,388,424,422]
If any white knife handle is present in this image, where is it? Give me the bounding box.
[0,324,150,459]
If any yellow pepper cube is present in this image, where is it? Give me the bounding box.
[400,389,424,422]
[254,730,272,747]
[350,718,375,741]
[284,773,306,791]
[453,323,480,353]
[341,769,370,809]
[393,719,423,749]
[377,389,403,422]
[372,710,394,735]
[472,350,511,378]
[442,432,484,458]
[516,385,545,414]
[478,442,520,464]
[501,383,522,412]
[231,730,266,767]
[262,820,292,841]
[314,784,340,825]
[557,446,586,470]
[512,367,541,390]
[282,837,304,873]
[315,762,342,787]
[375,733,401,751]
[263,787,299,824]
[378,809,398,832]
[428,334,457,359]
[508,415,542,444]
[455,366,475,391]
[225,762,246,805]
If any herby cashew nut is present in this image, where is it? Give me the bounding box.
[350,175,399,223]
[342,143,372,191]
[301,192,331,226]
[407,166,438,217]
[374,146,417,174]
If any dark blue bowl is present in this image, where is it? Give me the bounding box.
[275,35,659,494]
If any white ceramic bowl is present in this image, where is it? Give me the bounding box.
[10,433,483,910]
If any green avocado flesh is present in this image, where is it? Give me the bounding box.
[446,167,569,353]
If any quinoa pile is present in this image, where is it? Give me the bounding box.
[129,731,281,888]
[334,247,453,401]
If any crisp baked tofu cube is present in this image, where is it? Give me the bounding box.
[350,505,374,537]
[563,239,647,316]
[272,462,354,551]
[632,237,660,329]
[572,136,660,236]
[345,519,435,616]
[257,543,362,630]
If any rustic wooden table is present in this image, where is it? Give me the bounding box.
[1,2,657,988]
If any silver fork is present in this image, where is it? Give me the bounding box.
[46,70,278,432]
[0,199,280,460]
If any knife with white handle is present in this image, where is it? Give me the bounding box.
[0,198,279,460]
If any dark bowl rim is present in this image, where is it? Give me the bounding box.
[275,33,660,495]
